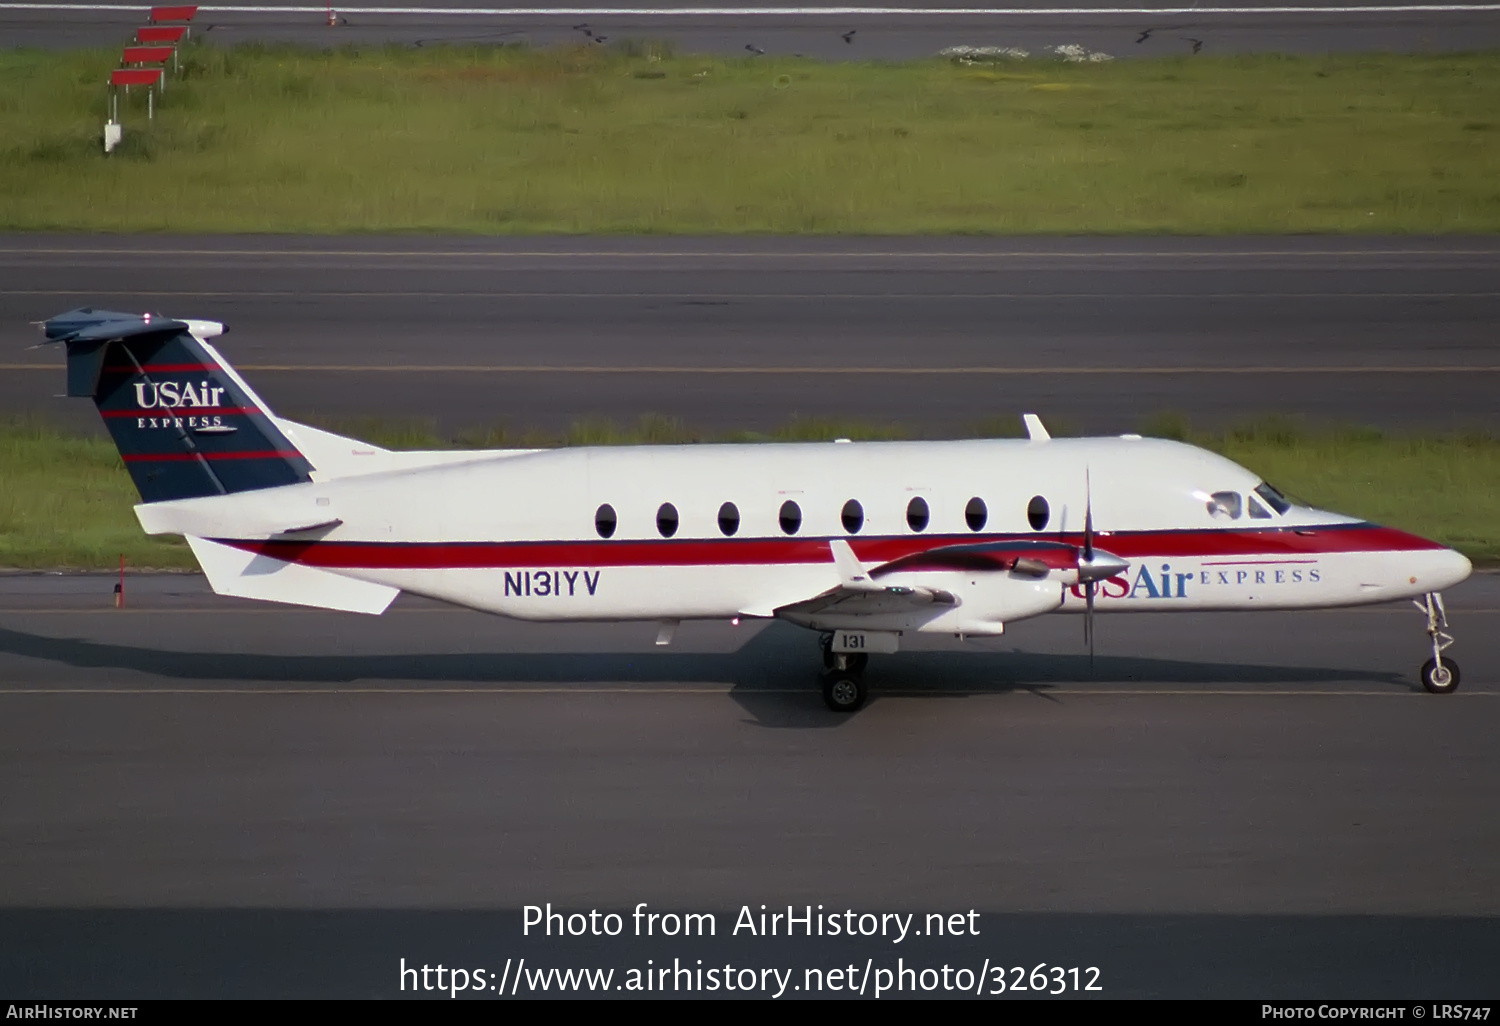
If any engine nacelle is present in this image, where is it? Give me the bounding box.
[784,570,1064,635]
[916,572,1064,635]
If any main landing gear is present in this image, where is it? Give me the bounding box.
[1416,592,1461,695]
[820,633,869,712]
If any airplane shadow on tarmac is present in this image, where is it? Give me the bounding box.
[0,623,1415,728]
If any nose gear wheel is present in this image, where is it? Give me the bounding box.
[1414,592,1460,694]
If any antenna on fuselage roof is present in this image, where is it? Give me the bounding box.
[1022,414,1050,441]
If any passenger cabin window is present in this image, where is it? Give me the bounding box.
[656,502,679,538]
[718,501,740,537]
[841,499,864,534]
[595,503,617,539]
[1027,495,1050,532]
[1207,491,1242,519]
[906,496,929,533]
[779,500,802,535]
[1255,482,1292,515]
[965,497,988,532]
[1247,493,1273,519]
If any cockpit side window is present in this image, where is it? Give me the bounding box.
[1207,491,1241,519]
[1246,493,1273,519]
[1254,482,1292,515]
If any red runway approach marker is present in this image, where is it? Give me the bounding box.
[149,6,197,43]
[137,25,187,44]
[105,5,192,146]
[110,67,164,119]
[110,68,163,87]
[122,45,174,65]
[122,44,177,80]
[149,5,198,22]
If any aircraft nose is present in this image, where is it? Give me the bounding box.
[1419,547,1472,593]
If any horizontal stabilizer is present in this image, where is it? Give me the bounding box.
[186,536,398,615]
[40,309,190,399]
[136,485,335,539]
[42,308,189,346]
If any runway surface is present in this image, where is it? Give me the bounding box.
[5,235,1499,437]
[0,570,1497,995]
[6,2,1500,59]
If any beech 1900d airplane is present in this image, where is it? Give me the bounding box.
[39,308,1473,711]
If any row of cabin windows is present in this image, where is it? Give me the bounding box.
[593,495,1053,540]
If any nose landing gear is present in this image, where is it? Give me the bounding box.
[1415,592,1460,694]
[819,633,868,712]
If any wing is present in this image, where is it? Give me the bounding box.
[772,539,1129,634]
[775,580,958,619]
[774,539,956,621]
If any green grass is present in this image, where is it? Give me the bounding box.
[2,44,1499,232]
[0,420,194,570]
[2,416,1496,569]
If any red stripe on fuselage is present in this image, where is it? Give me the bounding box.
[218,523,1445,571]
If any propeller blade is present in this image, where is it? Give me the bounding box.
[1085,580,1096,667]
[1083,468,1094,562]
[1083,469,1096,668]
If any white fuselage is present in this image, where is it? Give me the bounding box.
[162,435,1472,633]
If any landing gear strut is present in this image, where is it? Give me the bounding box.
[819,632,868,712]
[1415,592,1460,694]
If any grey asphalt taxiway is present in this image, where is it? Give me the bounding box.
[6,1,1500,59]
[1,571,1497,995]
[4,235,1500,438]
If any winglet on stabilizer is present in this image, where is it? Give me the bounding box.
[1022,414,1051,441]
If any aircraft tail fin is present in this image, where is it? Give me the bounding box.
[40,308,314,504]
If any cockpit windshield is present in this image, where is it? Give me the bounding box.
[1254,482,1292,515]
[1207,491,1241,519]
